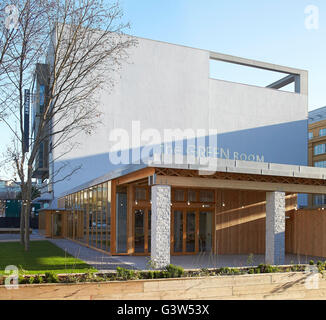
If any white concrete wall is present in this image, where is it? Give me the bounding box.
[51,36,308,198]
[209,79,307,134]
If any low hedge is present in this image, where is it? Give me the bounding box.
[1,261,325,285]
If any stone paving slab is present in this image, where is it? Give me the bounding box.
[48,239,138,271]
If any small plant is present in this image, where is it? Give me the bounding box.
[44,272,59,283]
[164,264,184,278]
[116,267,138,280]
[248,268,255,274]
[309,260,314,265]
[18,275,27,284]
[317,260,323,266]
[28,276,35,284]
[200,268,210,276]
[146,258,158,270]
[247,253,254,266]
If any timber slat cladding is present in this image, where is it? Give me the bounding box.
[215,191,296,255]
[287,209,326,258]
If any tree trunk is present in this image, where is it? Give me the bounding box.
[20,188,25,246]
[24,174,33,251]
[24,203,30,251]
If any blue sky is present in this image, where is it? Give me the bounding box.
[0,0,325,179]
[121,0,326,109]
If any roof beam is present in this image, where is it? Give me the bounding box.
[266,75,295,90]
[155,175,326,194]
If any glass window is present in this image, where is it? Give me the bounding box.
[314,195,326,206]
[314,161,326,168]
[174,189,185,201]
[134,209,145,253]
[320,128,326,137]
[188,190,197,202]
[314,144,326,155]
[199,190,214,203]
[135,187,147,201]
[173,210,183,252]
[308,132,313,140]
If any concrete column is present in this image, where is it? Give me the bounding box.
[151,185,171,269]
[265,191,285,265]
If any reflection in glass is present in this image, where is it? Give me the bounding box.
[174,210,183,252]
[134,209,145,253]
[199,211,212,252]
[186,212,196,252]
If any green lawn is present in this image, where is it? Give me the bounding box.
[0,241,97,275]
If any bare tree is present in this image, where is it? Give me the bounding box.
[0,0,136,250]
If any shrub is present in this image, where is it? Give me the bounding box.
[44,272,59,283]
[248,268,255,274]
[28,276,35,284]
[116,267,137,280]
[309,260,314,265]
[18,275,27,284]
[165,264,184,278]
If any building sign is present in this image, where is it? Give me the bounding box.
[24,89,30,153]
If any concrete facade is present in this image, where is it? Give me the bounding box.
[266,191,286,265]
[44,36,308,199]
[151,185,171,269]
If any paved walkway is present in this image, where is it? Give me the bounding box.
[0,230,45,242]
[48,239,138,271]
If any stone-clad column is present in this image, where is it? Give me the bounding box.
[151,185,171,269]
[265,191,285,265]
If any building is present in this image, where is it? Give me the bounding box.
[308,106,326,207]
[36,35,326,267]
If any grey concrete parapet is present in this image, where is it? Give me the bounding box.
[235,159,269,170]
[261,169,295,178]
[227,166,262,175]
[269,163,300,172]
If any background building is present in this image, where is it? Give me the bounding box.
[308,106,326,207]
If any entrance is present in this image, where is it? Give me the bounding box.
[171,209,213,254]
[134,208,151,254]
[52,213,62,237]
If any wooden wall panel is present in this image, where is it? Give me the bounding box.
[287,209,326,258]
[215,190,296,255]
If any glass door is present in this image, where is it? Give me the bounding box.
[199,211,212,252]
[173,210,183,253]
[185,211,196,253]
[133,208,151,254]
[134,209,145,253]
[52,213,62,237]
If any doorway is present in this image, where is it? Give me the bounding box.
[171,209,213,254]
[133,208,151,254]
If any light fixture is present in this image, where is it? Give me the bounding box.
[135,200,138,205]
[187,201,190,206]
[222,202,225,207]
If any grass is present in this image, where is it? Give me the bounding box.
[0,240,97,275]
